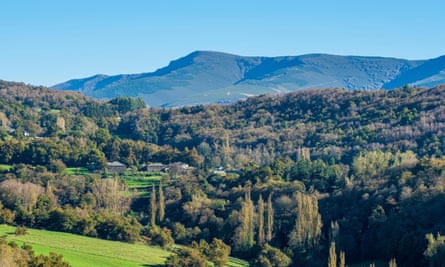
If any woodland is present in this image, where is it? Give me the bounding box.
[1,80,445,266]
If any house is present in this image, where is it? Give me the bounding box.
[107,161,126,173]
[141,162,165,172]
[165,162,196,176]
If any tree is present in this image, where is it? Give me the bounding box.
[159,182,165,222]
[339,251,345,267]
[208,238,231,267]
[424,233,445,267]
[266,193,274,242]
[253,244,292,267]
[150,184,157,226]
[258,194,265,245]
[91,177,129,214]
[233,185,255,252]
[165,246,209,267]
[288,192,322,252]
[328,242,337,267]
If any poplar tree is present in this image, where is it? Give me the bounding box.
[266,193,274,242]
[288,191,322,251]
[328,242,337,267]
[339,251,345,267]
[257,194,265,245]
[150,184,157,226]
[233,184,255,252]
[389,258,397,267]
[158,182,165,222]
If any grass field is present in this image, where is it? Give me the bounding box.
[0,225,249,267]
[66,167,90,175]
[0,224,170,267]
[121,172,163,196]
[0,164,13,171]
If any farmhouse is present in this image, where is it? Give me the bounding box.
[141,162,165,172]
[107,161,126,173]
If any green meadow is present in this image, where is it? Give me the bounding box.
[0,225,249,267]
[0,224,170,267]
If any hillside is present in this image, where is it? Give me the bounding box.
[0,225,248,267]
[53,51,445,107]
[3,82,445,266]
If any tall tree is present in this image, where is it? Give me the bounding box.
[389,258,397,267]
[328,242,337,267]
[339,251,345,267]
[257,194,265,245]
[266,193,274,242]
[150,184,157,226]
[158,182,165,222]
[233,184,255,252]
[288,191,322,252]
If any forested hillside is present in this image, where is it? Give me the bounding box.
[2,79,445,266]
[53,51,445,107]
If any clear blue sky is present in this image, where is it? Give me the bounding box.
[1,0,444,86]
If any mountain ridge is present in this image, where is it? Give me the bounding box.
[53,51,445,107]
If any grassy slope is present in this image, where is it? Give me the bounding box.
[0,224,170,267]
[0,225,248,267]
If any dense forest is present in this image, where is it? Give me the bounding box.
[1,80,445,266]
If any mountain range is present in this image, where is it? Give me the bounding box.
[53,51,445,107]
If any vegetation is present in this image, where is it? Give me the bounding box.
[2,80,445,266]
[0,224,170,267]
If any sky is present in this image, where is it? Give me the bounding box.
[1,0,444,86]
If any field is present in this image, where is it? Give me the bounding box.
[121,172,163,196]
[0,164,13,171]
[66,167,90,175]
[0,225,248,267]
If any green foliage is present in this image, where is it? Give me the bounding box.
[0,224,171,267]
[252,244,291,267]
[425,233,445,267]
[109,96,146,114]
[15,226,28,236]
[5,82,445,267]
[165,246,209,267]
[147,226,174,250]
[288,192,322,252]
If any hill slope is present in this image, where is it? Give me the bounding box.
[53,51,445,107]
[0,225,248,267]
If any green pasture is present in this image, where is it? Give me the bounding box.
[121,172,162,189]
[0,164,13,171]
[0,224,170,267]
[0,225,249,267]
[66,167,90,175]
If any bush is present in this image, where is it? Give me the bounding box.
[15,226,28,236]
